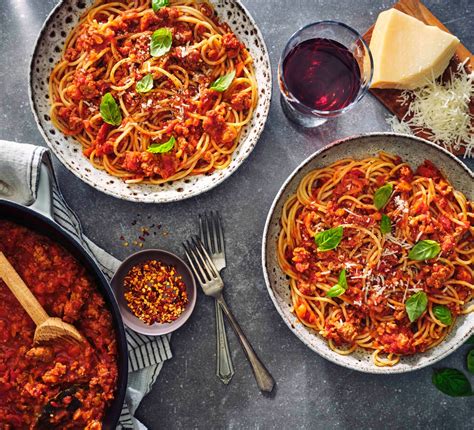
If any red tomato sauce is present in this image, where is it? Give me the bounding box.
[0,221,117,429]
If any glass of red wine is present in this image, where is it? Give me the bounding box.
[278,21,373,128]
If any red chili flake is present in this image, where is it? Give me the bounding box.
[123,259,188,324]
[119,235,125,241]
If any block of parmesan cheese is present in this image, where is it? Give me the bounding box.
[369,8,460,90]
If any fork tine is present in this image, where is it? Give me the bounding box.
[198,214,206,247]
[200,212,213,253]
[191,236,218,278]
[210,211,220,254]
[215,211,225,254]
[183,240,207,283]
[206,212,216,254]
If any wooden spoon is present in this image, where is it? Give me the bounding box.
[0,252,83,344]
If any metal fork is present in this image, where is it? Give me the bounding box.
[199,211,234,385]
[183,236,275,393]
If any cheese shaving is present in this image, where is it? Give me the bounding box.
[387,62,474,157]
[386,233,411,249]
[394,196,409,214]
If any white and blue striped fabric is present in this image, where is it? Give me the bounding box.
[0,141,172,429]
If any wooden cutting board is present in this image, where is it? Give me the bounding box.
[362,0,473,156]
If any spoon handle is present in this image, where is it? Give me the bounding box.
[0,252,49,326]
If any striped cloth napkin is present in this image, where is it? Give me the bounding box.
[0,140,172,429]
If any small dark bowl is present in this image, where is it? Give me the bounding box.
[111,249,196,336]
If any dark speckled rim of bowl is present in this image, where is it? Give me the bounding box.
[111,249,197,336]
[262,132,473,374]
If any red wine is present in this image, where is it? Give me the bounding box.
[282,38,361,112]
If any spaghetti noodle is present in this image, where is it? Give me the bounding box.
[277,152,473,366]
[49,0,257,183]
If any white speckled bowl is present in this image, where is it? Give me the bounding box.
[29,0,271,203]
[262,133,474,374]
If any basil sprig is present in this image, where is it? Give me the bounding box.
[405,291,428,322]
[210,70,236,92]
[408,240,441,261]
[432,369,473,397]
[152,0,169,12]
[150,28,172,57]
[326,269,348,298]
[467,350,474,374]
[136,74,154,94]
[373,183,393,210]
[314,226,343,252]
[100,93,122,126]
[147,136,175,153]
[380,214,391,234]
[433,305,452,326]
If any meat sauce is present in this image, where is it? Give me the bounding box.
[0,221,118,429]
[290,160,472,356]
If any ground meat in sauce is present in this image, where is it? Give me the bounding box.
[50,1,255,183]
[286,158,473,358]
[0,221,118,429]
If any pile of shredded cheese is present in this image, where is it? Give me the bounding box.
[387,61,474,157]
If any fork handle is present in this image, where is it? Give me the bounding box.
[215,299,234,384]
[216,295,275,393]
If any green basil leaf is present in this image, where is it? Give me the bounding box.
[147,136,175,153]
[466,335,474,344]
[314,226,344,252]
[338,269,348,290]
[405,291,428,322]
[150,28,172,57]
[467,350,474,374]
[326,284,345,298]
[136,74,154,94]
[432,369,473,397]
[152,0,169,12]
[326,270,348,298]
[433,305,452,326]
[380,214,391,234]
[100,93,122,126]
[210,70,236,92]
[374,183,393,210]
[408,240,441,261]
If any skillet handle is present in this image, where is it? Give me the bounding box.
[30,161,54,220]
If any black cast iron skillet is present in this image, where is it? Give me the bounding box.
[0,160,128,428]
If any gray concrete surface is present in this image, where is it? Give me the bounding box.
[1,0,473,429]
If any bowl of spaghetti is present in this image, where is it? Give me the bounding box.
[29,0,271,202]
[262,133,473,373]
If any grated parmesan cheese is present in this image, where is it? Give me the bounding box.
[415,230,424,242]
[386,62,474,157]
[386,233,411,249]
[344,208,361,217]
[344,262,358,269]
[394,196,409,214]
